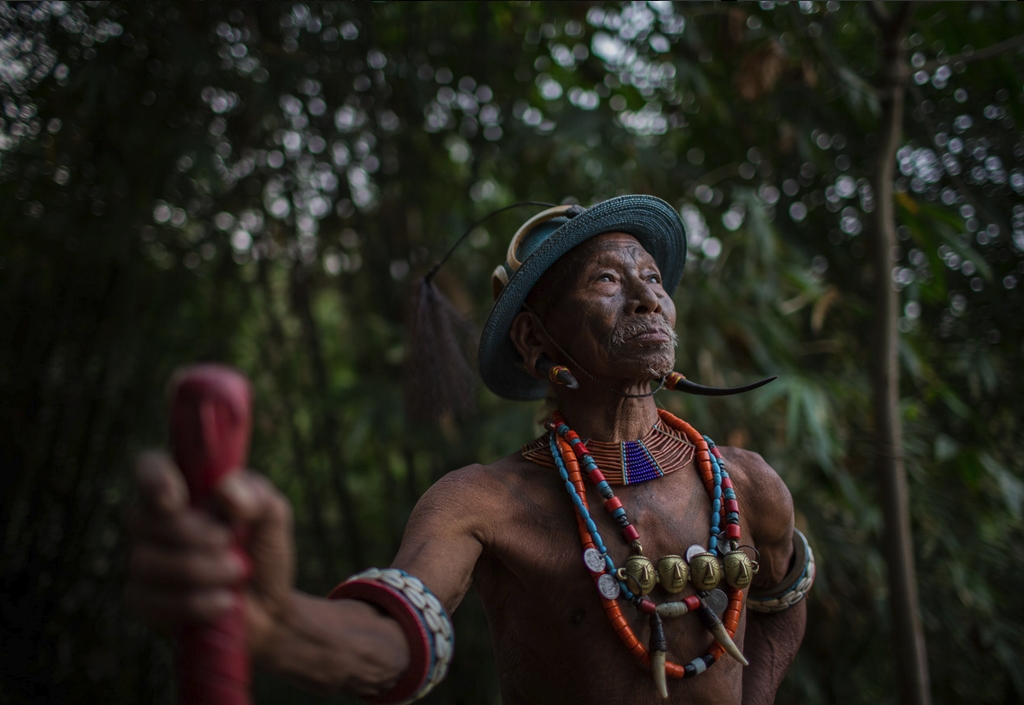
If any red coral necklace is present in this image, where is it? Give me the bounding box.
[548,409,756,698]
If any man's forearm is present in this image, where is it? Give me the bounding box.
[741,600,807,705]
[255,590,410,698]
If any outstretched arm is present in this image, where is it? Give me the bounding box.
[254,592,411,697]
[126,453,486,699]
[260,465,490,697]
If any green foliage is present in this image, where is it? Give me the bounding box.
[2,2,1022,704]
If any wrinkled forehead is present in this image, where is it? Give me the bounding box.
[526,231,655,309]
[574,231,654,262]
[555,231,658,277]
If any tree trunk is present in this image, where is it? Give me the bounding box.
[867,4,931,705]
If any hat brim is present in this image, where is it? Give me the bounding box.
[478,195,687,401]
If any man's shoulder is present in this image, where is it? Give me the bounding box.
[424,449,549,501]
[717,445,784,490]
[715,445,794,549]
[715,445,792,519]
[409,450,557,542]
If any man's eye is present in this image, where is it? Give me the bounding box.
[596,273,615,282]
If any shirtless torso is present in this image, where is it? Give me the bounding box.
[126,224,806,705]
[392,442,797,705]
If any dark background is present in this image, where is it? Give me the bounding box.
[2,2,1022,703]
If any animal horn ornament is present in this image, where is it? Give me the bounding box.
[649,612,669,699]
[664,371,777,397]
[535,356,579,389]
[696,597,749,667]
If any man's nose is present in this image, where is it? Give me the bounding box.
[625,275,663,315]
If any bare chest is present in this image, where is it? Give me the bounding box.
[482,463,732,592]
[471,463,747,704]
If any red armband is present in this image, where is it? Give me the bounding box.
[329,568,453,704]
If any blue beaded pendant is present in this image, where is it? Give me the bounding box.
[621,439,665,485]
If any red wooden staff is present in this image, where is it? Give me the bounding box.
[169,364,253,705]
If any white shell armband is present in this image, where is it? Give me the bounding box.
[746,528,815,614]
[329,568,453,704]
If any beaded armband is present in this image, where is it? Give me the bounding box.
[328,568,454,704]
[746,528,815,614]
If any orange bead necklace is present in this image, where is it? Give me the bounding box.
[548,409,746,694]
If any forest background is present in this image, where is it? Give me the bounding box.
[2,2,1022,704]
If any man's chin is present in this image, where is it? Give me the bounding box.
[647,364,675,379]
[622,352,676,380]
[647,347,676,374]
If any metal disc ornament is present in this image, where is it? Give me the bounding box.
[685,544,707,563]
[703,588,729,616]
[597,573,621,600]
[583,548,605,573]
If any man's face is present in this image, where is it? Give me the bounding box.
[536,232,677,382]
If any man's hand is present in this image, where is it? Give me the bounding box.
[124,451,295,659]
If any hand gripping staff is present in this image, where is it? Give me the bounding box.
[169,364,253,705]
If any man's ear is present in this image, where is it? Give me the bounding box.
[509,311,547,380]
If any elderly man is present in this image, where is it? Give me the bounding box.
[127,195,812,704]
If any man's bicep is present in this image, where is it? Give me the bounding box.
[751,494,795,591]
[727,448,797,589]
[388,467,489,615]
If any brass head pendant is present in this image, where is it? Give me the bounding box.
[723,547,759,590]
[689,551,724,591]
[656,555,689,593]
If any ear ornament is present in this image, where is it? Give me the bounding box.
[536,356,579,389]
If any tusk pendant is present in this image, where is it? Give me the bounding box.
[651,649,668,699]
[709,621,750,666]
[696,598,749,666]
[648,611,669,699]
